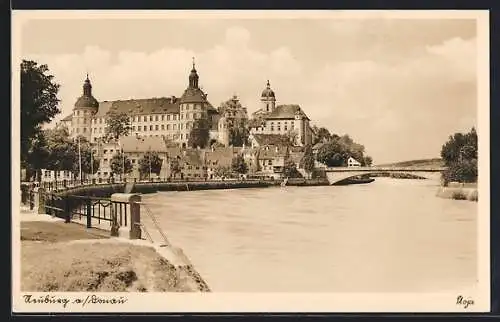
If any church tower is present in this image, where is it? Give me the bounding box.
[72,74,99,141]
[260,80,276,113]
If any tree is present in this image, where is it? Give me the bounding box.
[110,152,133,180]
[188,118,210,149]
[363,155,373,167]
[282,157,302,178]
[284,130,298,146]
[169,158,182,179]
[138,151,163,180]
[312,126,332,145]
[440,127,478,184]
[21,60,61,167]
[231,154,248,174]
[316,139,350,167]
[104,111,131,142]
[25,132,50,181]
[213,165,232,179]
[44,127,77,172]
[299,144,315,178]
[228,122,250,147]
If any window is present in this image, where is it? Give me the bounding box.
[143,116,147,122]
[103,150,108,154]
[180,134,183,139]
[174,115,177,121]
[161,115,164,121]
[155,115,159,121]
[150,125,153,131]
[155,125,159,130]
[181,114,184,120]
[268,160,272,165]
[99,128,102,133]
[132,159,136,164]
[173,124,177,130]
[167,114,171,121]
[144,126,147,131]
[150,116,153,122]
[133,126,136,131]
[100,118,103,124]
[161,125,165,130]
[76,128,80,133]
[180,124,183,130]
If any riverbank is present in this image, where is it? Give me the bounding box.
[20,220,210,292]
[436,182,478,202]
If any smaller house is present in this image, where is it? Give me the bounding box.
[257,145,289,179]
[120,136,169,180]
[347,156,362,167]
[204,146,234,179]
[180,149,206,180]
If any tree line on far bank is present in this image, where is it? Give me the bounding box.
[440,127,478,185]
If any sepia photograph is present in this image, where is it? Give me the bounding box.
[12,10,490,312]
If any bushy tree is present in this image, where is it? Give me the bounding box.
[188,118,210,149]
[110,152,133,180]
[169,157,182,179]
[312,126,333,145]
[44,127,77,172]
[282,157,302,178]
[363,155,373,167]
[228,123,250,147]
[105,111,131,141]
[231,154,248,174]
[440,127,478,184]
[213,165,232,179]
[316,134,366,167]
[138,151,163,180]
[299,144,315,178]
[21,60,61,169]
[25,132,50,181]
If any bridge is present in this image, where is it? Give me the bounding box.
[324,166,446,185]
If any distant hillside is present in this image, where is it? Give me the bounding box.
[376,158,444,168]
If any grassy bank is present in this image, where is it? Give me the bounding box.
[21,221,208,292]
[436,183,478,202]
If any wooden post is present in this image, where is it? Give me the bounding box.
[37,187,46,214]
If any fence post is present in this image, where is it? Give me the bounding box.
[37,187,46,214]
[86,198,92,228]
[110,204,119,237]
[21,184,28,204]
[110,193,141,240]
[64,196,71,223]
[29,187,35,210]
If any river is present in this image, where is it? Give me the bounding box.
[141,177,477,293]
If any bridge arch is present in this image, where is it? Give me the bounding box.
[324,169,443,185]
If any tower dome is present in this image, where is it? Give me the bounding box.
[261,80,275,98]
[74,74,99,109]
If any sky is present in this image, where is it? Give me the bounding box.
[18,14,478,164]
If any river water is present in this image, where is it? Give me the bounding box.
[141,178,477,292]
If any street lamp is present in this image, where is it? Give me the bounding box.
[149,146,152,182]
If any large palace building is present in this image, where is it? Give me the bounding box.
[60,60,222,147]
[59,60,313,148]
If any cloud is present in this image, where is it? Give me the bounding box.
[23,26,477,164]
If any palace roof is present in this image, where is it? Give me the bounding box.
[251,133,291,147]
[94,97,181,118]
[266,104,310,120]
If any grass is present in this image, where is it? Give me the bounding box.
[21,221,205,292]
[451,191,468,200]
